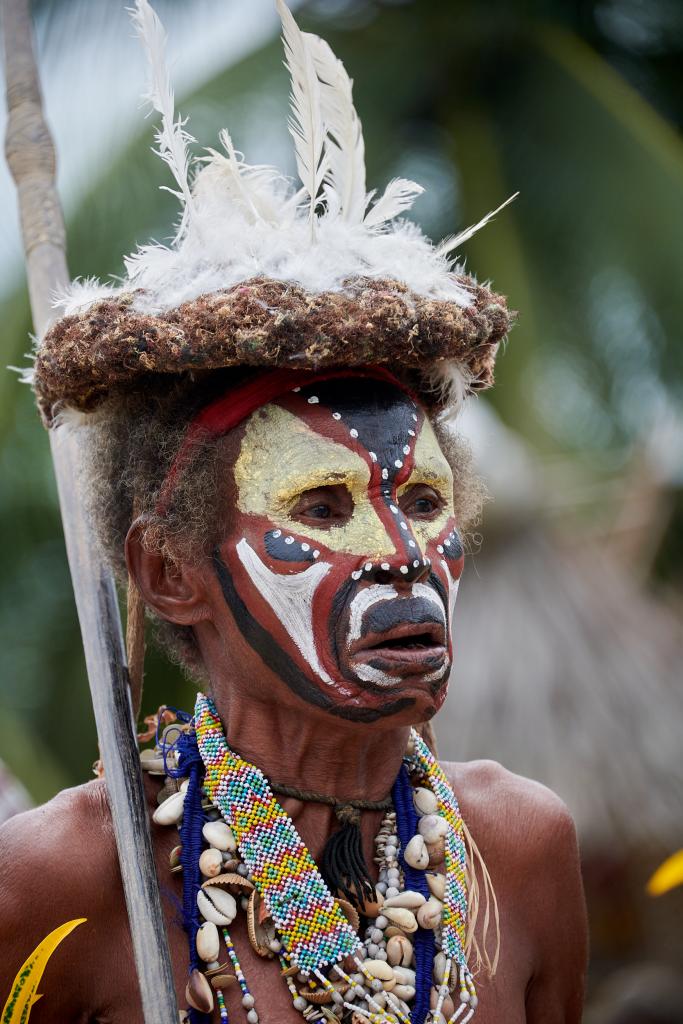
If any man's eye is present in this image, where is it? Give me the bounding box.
[401,486,442,519]
[305,504,331,519]
[290,484,353,525]
[413,497,436,515]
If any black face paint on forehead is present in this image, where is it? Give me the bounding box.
[292,378,422,483]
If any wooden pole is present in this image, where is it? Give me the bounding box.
[2,2,179,1020]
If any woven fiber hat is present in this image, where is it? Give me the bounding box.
[32,0,515,425]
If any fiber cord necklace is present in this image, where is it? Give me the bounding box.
[144,695,478,1024]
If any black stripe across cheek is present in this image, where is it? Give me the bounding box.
[212,548,335,712]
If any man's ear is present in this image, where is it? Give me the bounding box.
[125,517,212,626]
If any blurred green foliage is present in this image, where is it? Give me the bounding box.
[0,0,681,800]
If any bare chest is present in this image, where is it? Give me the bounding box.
[86,879,531,1024]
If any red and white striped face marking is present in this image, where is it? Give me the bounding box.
[214,377,464,723]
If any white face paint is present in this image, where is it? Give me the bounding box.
[235,537,349,691]
[346,581,447,647]
[440,558,461,624]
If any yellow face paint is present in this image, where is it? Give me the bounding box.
[235,404,396,559]
[397,417,455,549]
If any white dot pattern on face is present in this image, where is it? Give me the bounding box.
[437,545,444,553]
[400,565,408,574]
[308,395,319,404]
[350,428,359,439]
[394,459,403,469]
[390,504,398,514]
[381,563,390,571]
[400,522,408,530]
[302,543,310,552]
[413,560,419,567]
[403,445,410,455]
[332,412,341,420]
[273,529,282,538]
[382,468,388,480]
[285,536,294,544]
[369,451,377,461]
[313,550,320,559]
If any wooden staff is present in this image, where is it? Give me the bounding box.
[1,1,179,1019]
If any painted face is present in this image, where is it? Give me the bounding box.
[213,378,464,723]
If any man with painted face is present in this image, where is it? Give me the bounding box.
[0,3,587,1022]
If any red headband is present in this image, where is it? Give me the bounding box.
[155,366,409,515]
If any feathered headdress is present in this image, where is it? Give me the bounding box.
[33,0,515,424]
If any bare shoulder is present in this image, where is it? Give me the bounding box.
[440,759,587,1020]
[441,757,578,864]
[0,780,119,999]
[0,777,116,884]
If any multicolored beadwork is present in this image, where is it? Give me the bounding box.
[409,729,469,968]
[146,700,484,1022]
[195,693,360,973]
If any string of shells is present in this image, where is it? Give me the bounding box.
[143,727,463,1023]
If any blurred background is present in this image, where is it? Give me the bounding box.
[0,0,682,1018]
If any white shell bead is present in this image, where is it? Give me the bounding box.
[394,984,416,1001]
[392,967,416,986]
[361,959,394,982]
[383,907,418,933]
[416,896,443,930]
[386,934,413,967]
[152,789,185,825]
[382,890,426,911]
[198,848,223,878]
[413,787,439,816]
[403,834,429,870]
[196,921,220,962]
[426,871,446,901]
[202,820,237,852]
[418,814,449,844]
[197,887,237,926]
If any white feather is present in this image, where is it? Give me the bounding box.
[198,130,288,226]
[436,193,519,259]
[129,0,196,241]
[364,177,424,228]
[50,7,519,332]
[305,33,367,224]
[276,0,327,227]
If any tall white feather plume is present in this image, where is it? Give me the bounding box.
[130,0,196,241]
[305,33,367,224]
[59,1,514,319]
[276,0,327,229]
[436,192,520,258]
[364,177,425,228]
[199,130,285,226]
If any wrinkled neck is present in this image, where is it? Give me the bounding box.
[208,687,410,805]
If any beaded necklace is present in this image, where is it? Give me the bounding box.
[146,696,479,1024]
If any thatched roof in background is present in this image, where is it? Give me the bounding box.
[435,403,683,850]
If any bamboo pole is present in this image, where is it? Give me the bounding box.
[2,1,179,1019]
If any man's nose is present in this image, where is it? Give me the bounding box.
[370,556,431,586]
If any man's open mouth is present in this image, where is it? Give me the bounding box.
[348,620,447,674]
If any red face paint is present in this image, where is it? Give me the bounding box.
[214,376,464,723]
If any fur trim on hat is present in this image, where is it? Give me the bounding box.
[34,275,512,424]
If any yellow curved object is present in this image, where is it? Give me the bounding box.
[647,849,683,896]
[2,918,86,1023]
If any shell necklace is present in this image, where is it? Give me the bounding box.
[146,694,478,1024]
